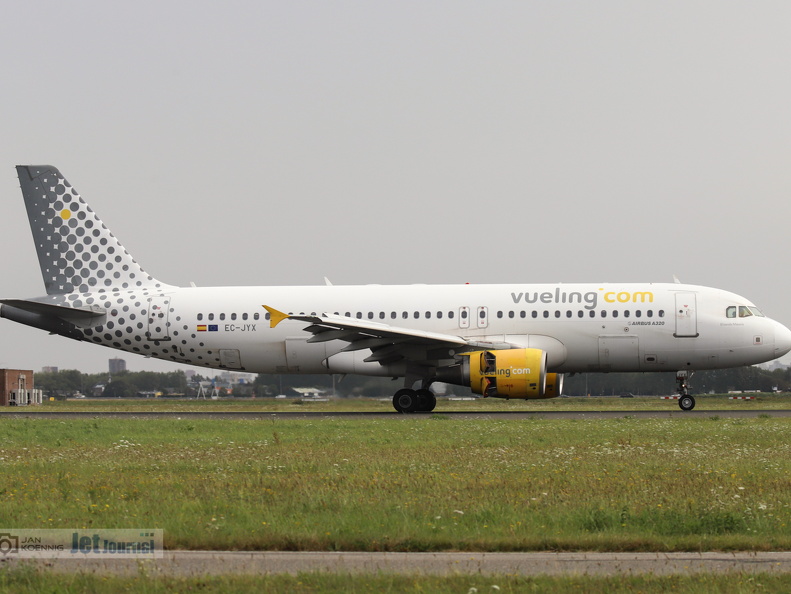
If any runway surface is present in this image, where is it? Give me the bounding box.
[1,409,790,419]
[6,551,791,576]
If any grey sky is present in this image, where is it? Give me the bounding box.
[1,1,790,374]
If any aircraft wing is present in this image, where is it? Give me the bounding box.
[264,305,513,366]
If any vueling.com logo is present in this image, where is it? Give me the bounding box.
[510,288,654,310]
[601,290,654,304]
[489,368,531,378]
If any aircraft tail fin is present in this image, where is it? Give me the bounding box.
[16,165,169,295]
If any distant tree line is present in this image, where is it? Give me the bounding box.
[251,365,791,397]
[563,366,791,396]
[35,370,189,398]
[33,364,791,399]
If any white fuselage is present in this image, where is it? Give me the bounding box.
[81,282,791,376]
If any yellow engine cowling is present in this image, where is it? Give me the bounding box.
[544,373,564,398]
[466,348,552,399]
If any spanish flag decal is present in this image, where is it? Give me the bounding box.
[197,325,207,332]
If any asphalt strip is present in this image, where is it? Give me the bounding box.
[5,551,791,577]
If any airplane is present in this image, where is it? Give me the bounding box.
[3,165,791,413]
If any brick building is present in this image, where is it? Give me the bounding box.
[0,369,41,406]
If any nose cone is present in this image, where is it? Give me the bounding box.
[773,320,791,359]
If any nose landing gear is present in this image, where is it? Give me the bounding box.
[676,371,695,411]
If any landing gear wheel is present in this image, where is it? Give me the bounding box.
[679,395,696,411]
[415,389,437,412]
[393,388,419,413]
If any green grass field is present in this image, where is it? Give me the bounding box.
[5,392,790,413]
[1,409,789,553]
[2,566,791,594]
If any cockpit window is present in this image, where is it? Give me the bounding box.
[739,306,753,318]
[726,306,736,318]
[749,307,765,317]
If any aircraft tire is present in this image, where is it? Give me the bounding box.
[416,389,436,412]
[678,395,695,411]
[393,388,419,413]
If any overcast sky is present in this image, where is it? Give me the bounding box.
[1,1,790,374]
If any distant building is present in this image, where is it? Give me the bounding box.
[109,358,127,374]
[292,387,328,398]
[0,369,42,406]
[41,366,58,374]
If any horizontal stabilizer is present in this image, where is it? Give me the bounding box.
[0,299,106,328]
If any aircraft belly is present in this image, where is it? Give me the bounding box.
[598,336,639,372]
[284,337,327,373]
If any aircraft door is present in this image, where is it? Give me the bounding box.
[674,292,699,338]
[476,306,489,329]
[147,296,171,341]
[458,306,470,329]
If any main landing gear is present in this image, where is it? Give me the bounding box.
[676,371,695,411]
[392,388,437,413]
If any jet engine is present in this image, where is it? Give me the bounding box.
[436,348,563,399]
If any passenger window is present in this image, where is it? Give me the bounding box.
[356,312,362,319]
[635,311,642,318]
[461,310,468,319]
[197,313,203,321]
[497,311,503,319]
[624,310,630,318]
[220,313,226,321]
[601,311,607,318]
[647,310,653,318]
[231,313,237,321]
[242,313,248,321]
[208,313,214,321]
[520,311,526,318]
[532,311,538,318]
[543,311,549,318]
[391,312,397,319]
[414,311,419,319]
[368,312,374,319]
[425,312,431,319]
[448,311,455,319]
[578,311,584,318]
[554,311,561,318]
[254,313,260,320]
[612,310,619,318]
[508,311,514,318]
[726,306,737,318]
[589,311,595,318]
[658,310,665,317]
[437,311,443,319]
[566,310,572,318]
[402,311,408,319]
